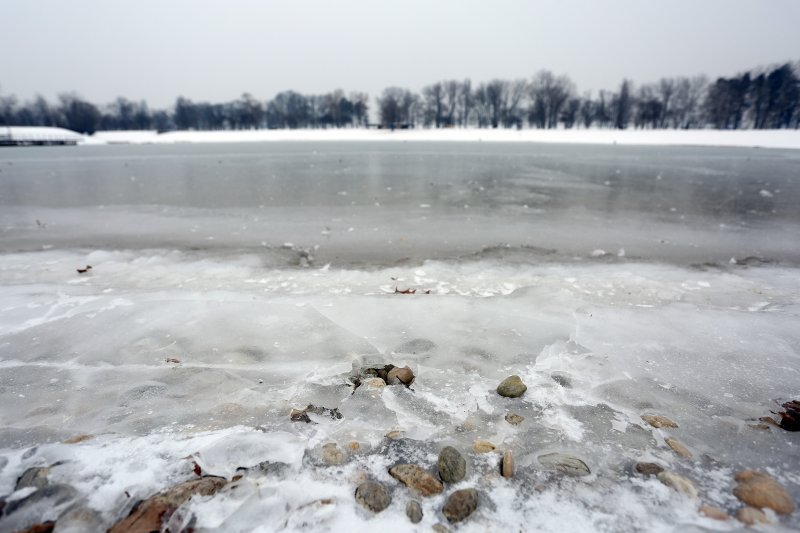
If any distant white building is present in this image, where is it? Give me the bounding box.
[0,126,84,146]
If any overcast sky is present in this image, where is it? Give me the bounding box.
[2,0,798,107]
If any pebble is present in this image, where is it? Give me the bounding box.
[737,506,769,525]
[354,481,392,513]
[347,441,361,453]
[664,437,692,458]
[641,415,678,428]
[538,453,591,476]
[733,470,795,515]
[657,471,698,498]
[473,440,496,453]
[432,524,451,533]
[321,443,346,465]
[3,484,78,517]
[443,488,479,523]
[634,462,664,476]
[438,446,467,484]
[698,505,729,520]
[15,466,50,490]
[505,413,524,426]
[108,477,227,533]
[62,434,94,444]
[15,522,55,533]
[385,430,405,440]
[389,464,444,496]
[405,500,423,523]
[362,377,386,390]
[496,375,527,398]
[387,366,415,386]
[501,450,514,478]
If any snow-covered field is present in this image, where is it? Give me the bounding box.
[87,128,800,150]
[0,142,797,532]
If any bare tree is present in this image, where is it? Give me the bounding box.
[613,80,633,129]
[422,82,445,127]
[578,93,595,128]
[457,79,473,127]
[657,78,675,128]
[528,70,574,129]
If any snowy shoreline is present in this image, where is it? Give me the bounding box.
[86,128,800,150]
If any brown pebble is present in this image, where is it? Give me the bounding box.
[634,462,664,476]
[641,414,678,428]
[665,437,692,458]
[501,450,514,478]
[63,434,94,444]
[389,464,444,497]
[347,441,361,452]
[387,366,415,386]
[16,523,55,533]
[109,477,227,533]
[737,506,769,525]
[473,439,496,453]
[733,470,795,515]
[442,488,479,523]
[505,413,524,426]
[698,505,729,520]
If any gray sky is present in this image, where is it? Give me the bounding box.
[2,0,798,107]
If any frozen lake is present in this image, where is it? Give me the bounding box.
[0,142,798,531]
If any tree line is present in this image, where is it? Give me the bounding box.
[1,61,797,133]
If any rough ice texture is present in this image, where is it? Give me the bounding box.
[0,142,798,531]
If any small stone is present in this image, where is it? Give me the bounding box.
[665,437,692,458]
[322,443,346,465]
[3,484,78,517]
[551,372,572,388]
[389,464,444,497]
[347,441,361,453]
[501,450,514,478]
[442,488,479,523]
[387,366,415,386]
[363,377,386,390]
[473,440,496,453]
[62,434,93,444]
[438,447,467,484]
[15,523,55,533]
[737,506,769,525]
[108,477,227,533]
[657,471,698,498]
[385,430,405,440]
[52,504,105,532]
[505,413,524,426]
[698,505,729,520]
[405,500,423,523]
[642,415,678,428]
[733,470,795,515]
[15,466,50,490]
[634,462,664,476]
[290,409,312,423]
[432,525,451,533]
[497,375,527,398]
[355,481,391,513]
[538,453,591,476]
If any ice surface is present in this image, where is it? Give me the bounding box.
[0,143,798,531]
[85,128,800,150]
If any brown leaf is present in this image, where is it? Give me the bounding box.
[76,265,92,274]
[394,287,416,294]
